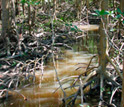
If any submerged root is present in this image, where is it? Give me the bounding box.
[0,56,46,100]
[63,64,121,107]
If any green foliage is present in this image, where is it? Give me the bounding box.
[0,85,5,89]
[12,61,17,66]
[115,8,124,21]
[65,23,82,33]
[116,8,123,14]
[110,28,116,32]
[20,0,40,6]
[20,0,26,4]
[93,10,109,16]
[60,17,64,20]
[65,23,72,26]
[107,10,115,17]
[94,8,124,17]
[93,8,124,24]
[23,52,28,56]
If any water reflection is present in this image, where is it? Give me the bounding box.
[1,50,94,107]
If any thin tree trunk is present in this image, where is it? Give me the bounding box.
[0,0,1,20]
[75,0,82,20]
[119,0,124,36]
[99,1,108,68]
[98,0,108,105]
[11,0,16,27]
[15,0,20,15]
[86,0,89,23]
[53,0,57,20]
[31,8,36,26]
[1,0,11,55]
[28,4,31,35]
[1,0,10,37]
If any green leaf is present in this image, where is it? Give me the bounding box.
[104,11,109,15]
[60,17,64,20]
[100,10,105,15]
[12,61,17,66]
[35,1,40,5]
[116,14,121,19]
[74,25,78,30]
[123,20,124,24]
[65,23,69,26]
[27,1,31,5]
[71,27,78,32]
[110,28,116,32]
[117,8,122,14]
[95,10,109,16]
[122,12,124,16]
[108,10,114,14]
[23,52,28,56]
[95,10,100,16]
[31,1,35,5]
[108,11,114,17]
[78,29,82,32]
[100,10,109,15]
[0,85,4,89]
[20,0,26,4]
[70,27,76,31]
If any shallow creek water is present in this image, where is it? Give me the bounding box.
[1,50,95,107]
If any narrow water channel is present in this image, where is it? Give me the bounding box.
[1,50,95,107]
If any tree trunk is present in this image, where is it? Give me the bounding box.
[31,8,36,27]
[75,0,82,20]
[11,0,16,27]
[98,0,108,104]
[1,0,11,55]
[0,0,1,20]
[1,0,10,37]
[86,0,89,23]
[28,4,31,35]
[15,0,20,15]
[53,0,57,20]
[120,0,124,12]
[99,0,108,70]
[119,0,124,38]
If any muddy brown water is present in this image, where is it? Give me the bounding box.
[1,50,96,107]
